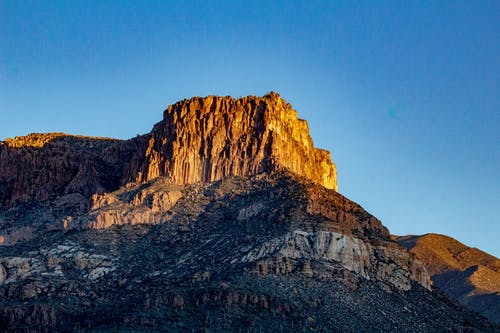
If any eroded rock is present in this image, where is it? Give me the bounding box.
[126,92,337,191]
[242,230,431,291]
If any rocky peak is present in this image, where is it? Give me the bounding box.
[129,93,337,190]
[0,93,336,208]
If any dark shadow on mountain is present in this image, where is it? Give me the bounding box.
[432,266,477,299]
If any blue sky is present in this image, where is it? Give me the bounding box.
[1,1,499,256]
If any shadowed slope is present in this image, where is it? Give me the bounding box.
[396,233,500,323]
[1,174,495,332]
[0,133,147,207]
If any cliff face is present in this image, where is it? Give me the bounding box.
[0,133,145,207]
[127,92,337,191]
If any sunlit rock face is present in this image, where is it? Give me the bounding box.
[127,92,337,191]
[88,180,183,229]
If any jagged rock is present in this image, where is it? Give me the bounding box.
[237,202,266,220]
[0,304,61,332]
[74,252,111,270]
[0,133,146,207]
[1,93,337,210]
[0,256,39,285]
[241,230,430,291]
[88,266,115,280]
[0,171,495,332]
[0,226,34,246]
[87,181,184,229]
[127,92,337,190]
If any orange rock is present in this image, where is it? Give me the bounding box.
[127,92,337,191]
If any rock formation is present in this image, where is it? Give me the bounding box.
[0,133,146,207]
[70,173,431,291]
[1,93,336,209]
[1,173,494,332]
[126,92,337,190]
[0,93,497,332]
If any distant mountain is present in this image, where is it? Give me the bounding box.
[395,233,500,323]
[0,93,497,332]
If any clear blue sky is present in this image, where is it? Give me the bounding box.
[1,1,499,256]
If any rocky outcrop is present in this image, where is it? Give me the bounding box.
[0,263,6,284]
[2,133,69,148]
[126,92,337,190]
[68,172,429,292]
[242,230,430,291]
[0,304,62,333]
[87,180,183,229]
[396,233,500,323]
[0,240,117,289]
[0,134,146,207]
[0,173,494,332]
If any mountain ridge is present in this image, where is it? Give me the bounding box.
[0,92,336,210]
[395,233,500,323]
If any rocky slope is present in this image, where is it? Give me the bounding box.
[396,233,500,323]
[0,93,497,332]
[1,173,494,332]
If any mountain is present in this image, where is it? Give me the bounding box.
[0,93,497,332]
[395,233,500,323]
